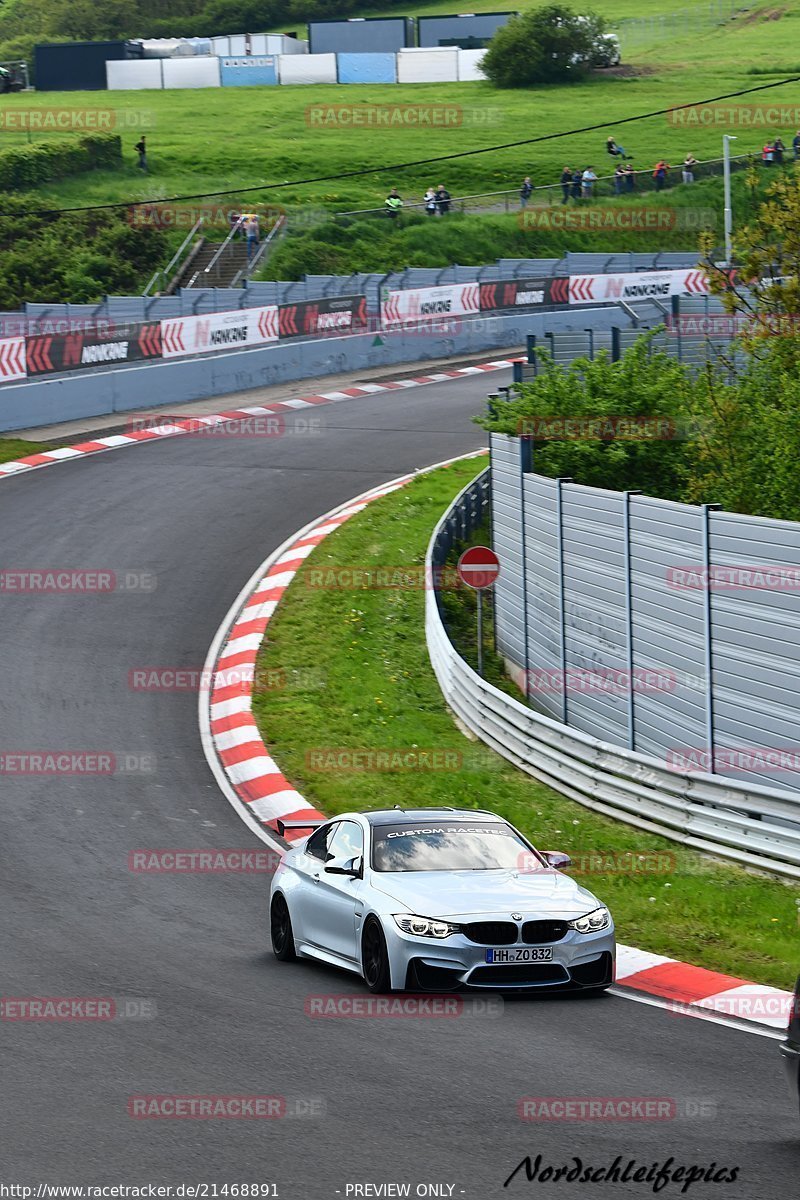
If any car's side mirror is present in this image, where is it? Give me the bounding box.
[542,851,572,871]
[324,855,362,878]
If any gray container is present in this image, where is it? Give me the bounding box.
[308,17,414,54]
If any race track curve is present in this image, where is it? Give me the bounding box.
[0,374,796,1197]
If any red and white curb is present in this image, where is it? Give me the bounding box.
[0,357,521,482]
[199,457,794,1034]
[615,945,793,1031]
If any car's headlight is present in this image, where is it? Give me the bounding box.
[393,914,461,939]
[568,907,611,934]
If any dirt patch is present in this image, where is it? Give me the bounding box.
[590,64,659,78]
[739,5,788,25]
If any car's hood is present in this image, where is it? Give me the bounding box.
[369,869,604,920]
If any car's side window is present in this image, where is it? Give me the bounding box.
[305,823,338,862]
[326,821,364,864]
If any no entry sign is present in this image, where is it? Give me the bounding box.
[457,546,500,590]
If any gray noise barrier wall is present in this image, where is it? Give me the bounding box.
[491,433,800,799]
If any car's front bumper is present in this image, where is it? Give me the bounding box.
[382,920,615,992]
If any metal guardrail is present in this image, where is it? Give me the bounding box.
[144,217,204,296]
[337,153,755,219]
[231,214,287,287]
[426,468,800,880]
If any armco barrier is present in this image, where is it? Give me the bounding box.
[426,471,800,880]
[0,306,625,433]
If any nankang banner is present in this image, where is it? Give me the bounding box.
[381,283,480,327]
[25,324,162,376]
[569,269,710,305]
[160,307,279,359]
[278,295,368,339]
[479,278,570,311]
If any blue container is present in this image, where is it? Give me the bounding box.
[336,53,398,84]
[220,56,278,87]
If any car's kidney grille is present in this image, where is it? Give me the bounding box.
[521,919,569,944]
[463,921,518,945]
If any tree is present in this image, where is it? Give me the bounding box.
[480,5,609,89]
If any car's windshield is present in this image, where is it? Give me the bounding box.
[371,820,539,873]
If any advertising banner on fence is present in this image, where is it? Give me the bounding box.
[479,278,570,311]
[381,283,480,327]
[278,295,368,339]
[0,337,27,382]
[569,269,709,305]
[160,307,279,359]
[25,324,162,376]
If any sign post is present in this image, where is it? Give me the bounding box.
[457,546,501,677]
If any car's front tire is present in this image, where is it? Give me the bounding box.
[361,918,393,993]
[270,893,297,962]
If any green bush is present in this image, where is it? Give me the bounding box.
[481,5,608,89]
[0,133,121,191]
[475,329,800,522]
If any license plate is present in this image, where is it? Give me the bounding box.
[485,947,553,963]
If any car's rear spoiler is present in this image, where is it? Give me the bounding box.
[276,818,326,838]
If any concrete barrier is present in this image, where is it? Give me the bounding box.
[0,307,627,434]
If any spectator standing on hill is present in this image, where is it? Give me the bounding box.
[385,188,403,217]
[560,167,572,204]
[520,176,533,208]
[623,163,636,192]
[581,166,597,198]
[435,184,451,216]
[653,160,669,191]
[614,163,625,194]
[245,214,260,261]
[135,135,147,172]
[793,130,800,160]
[682,154,698,184]
[424,187,437,216]
[762,141,775,165]
[774,137,785,165]
[571,168,582,201]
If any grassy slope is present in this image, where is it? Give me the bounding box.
[1,7,798,213]
[252,457,798,990]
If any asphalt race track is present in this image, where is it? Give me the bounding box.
[0,374,797,1198]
